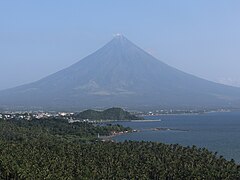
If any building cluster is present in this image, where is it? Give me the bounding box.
[0,111,75,121]
[0,111,103,124]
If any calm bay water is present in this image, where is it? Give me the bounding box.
[113,111,240,163]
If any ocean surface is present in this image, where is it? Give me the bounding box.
[112,111,240,163]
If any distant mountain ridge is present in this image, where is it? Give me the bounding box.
[0,35,240,110]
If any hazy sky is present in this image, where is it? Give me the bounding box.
[1,0,240,90]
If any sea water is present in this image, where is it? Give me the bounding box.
[113,111,240,163]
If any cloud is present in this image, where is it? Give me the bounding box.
[217,77,240,87]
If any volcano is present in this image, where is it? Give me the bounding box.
[1,35,240,110]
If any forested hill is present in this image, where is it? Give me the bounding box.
[0,118,240,179]
[74,107,142,120]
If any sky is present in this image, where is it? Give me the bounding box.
[1,0,240,90]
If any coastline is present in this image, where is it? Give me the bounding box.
[139,109,232,117]
[99,126,189,142]
[130,119,162,122]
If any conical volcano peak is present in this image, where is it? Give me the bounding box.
[113,33,125,39]
[1,35,240,110]
[111,34,134,43]
[106,34,138,51]
[111,34,129,43]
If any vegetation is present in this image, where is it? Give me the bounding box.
[0,118,131,143]
[74,107,142,120]
[0,118,239,179]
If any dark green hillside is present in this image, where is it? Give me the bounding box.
[0,118,130,142]
[0,118,239,179]
[75,107,142,120]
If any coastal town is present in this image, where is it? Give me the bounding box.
[0,107,232,122]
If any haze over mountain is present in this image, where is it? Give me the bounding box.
[1,35,240,110]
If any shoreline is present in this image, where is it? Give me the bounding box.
[130,119,162,122]
[139,110,232,117]
[99,126,189,142]
[99,130,140,142]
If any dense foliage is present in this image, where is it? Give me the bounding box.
[0,118,239,179]
[0,118,130,142]
[74,107,142,120]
